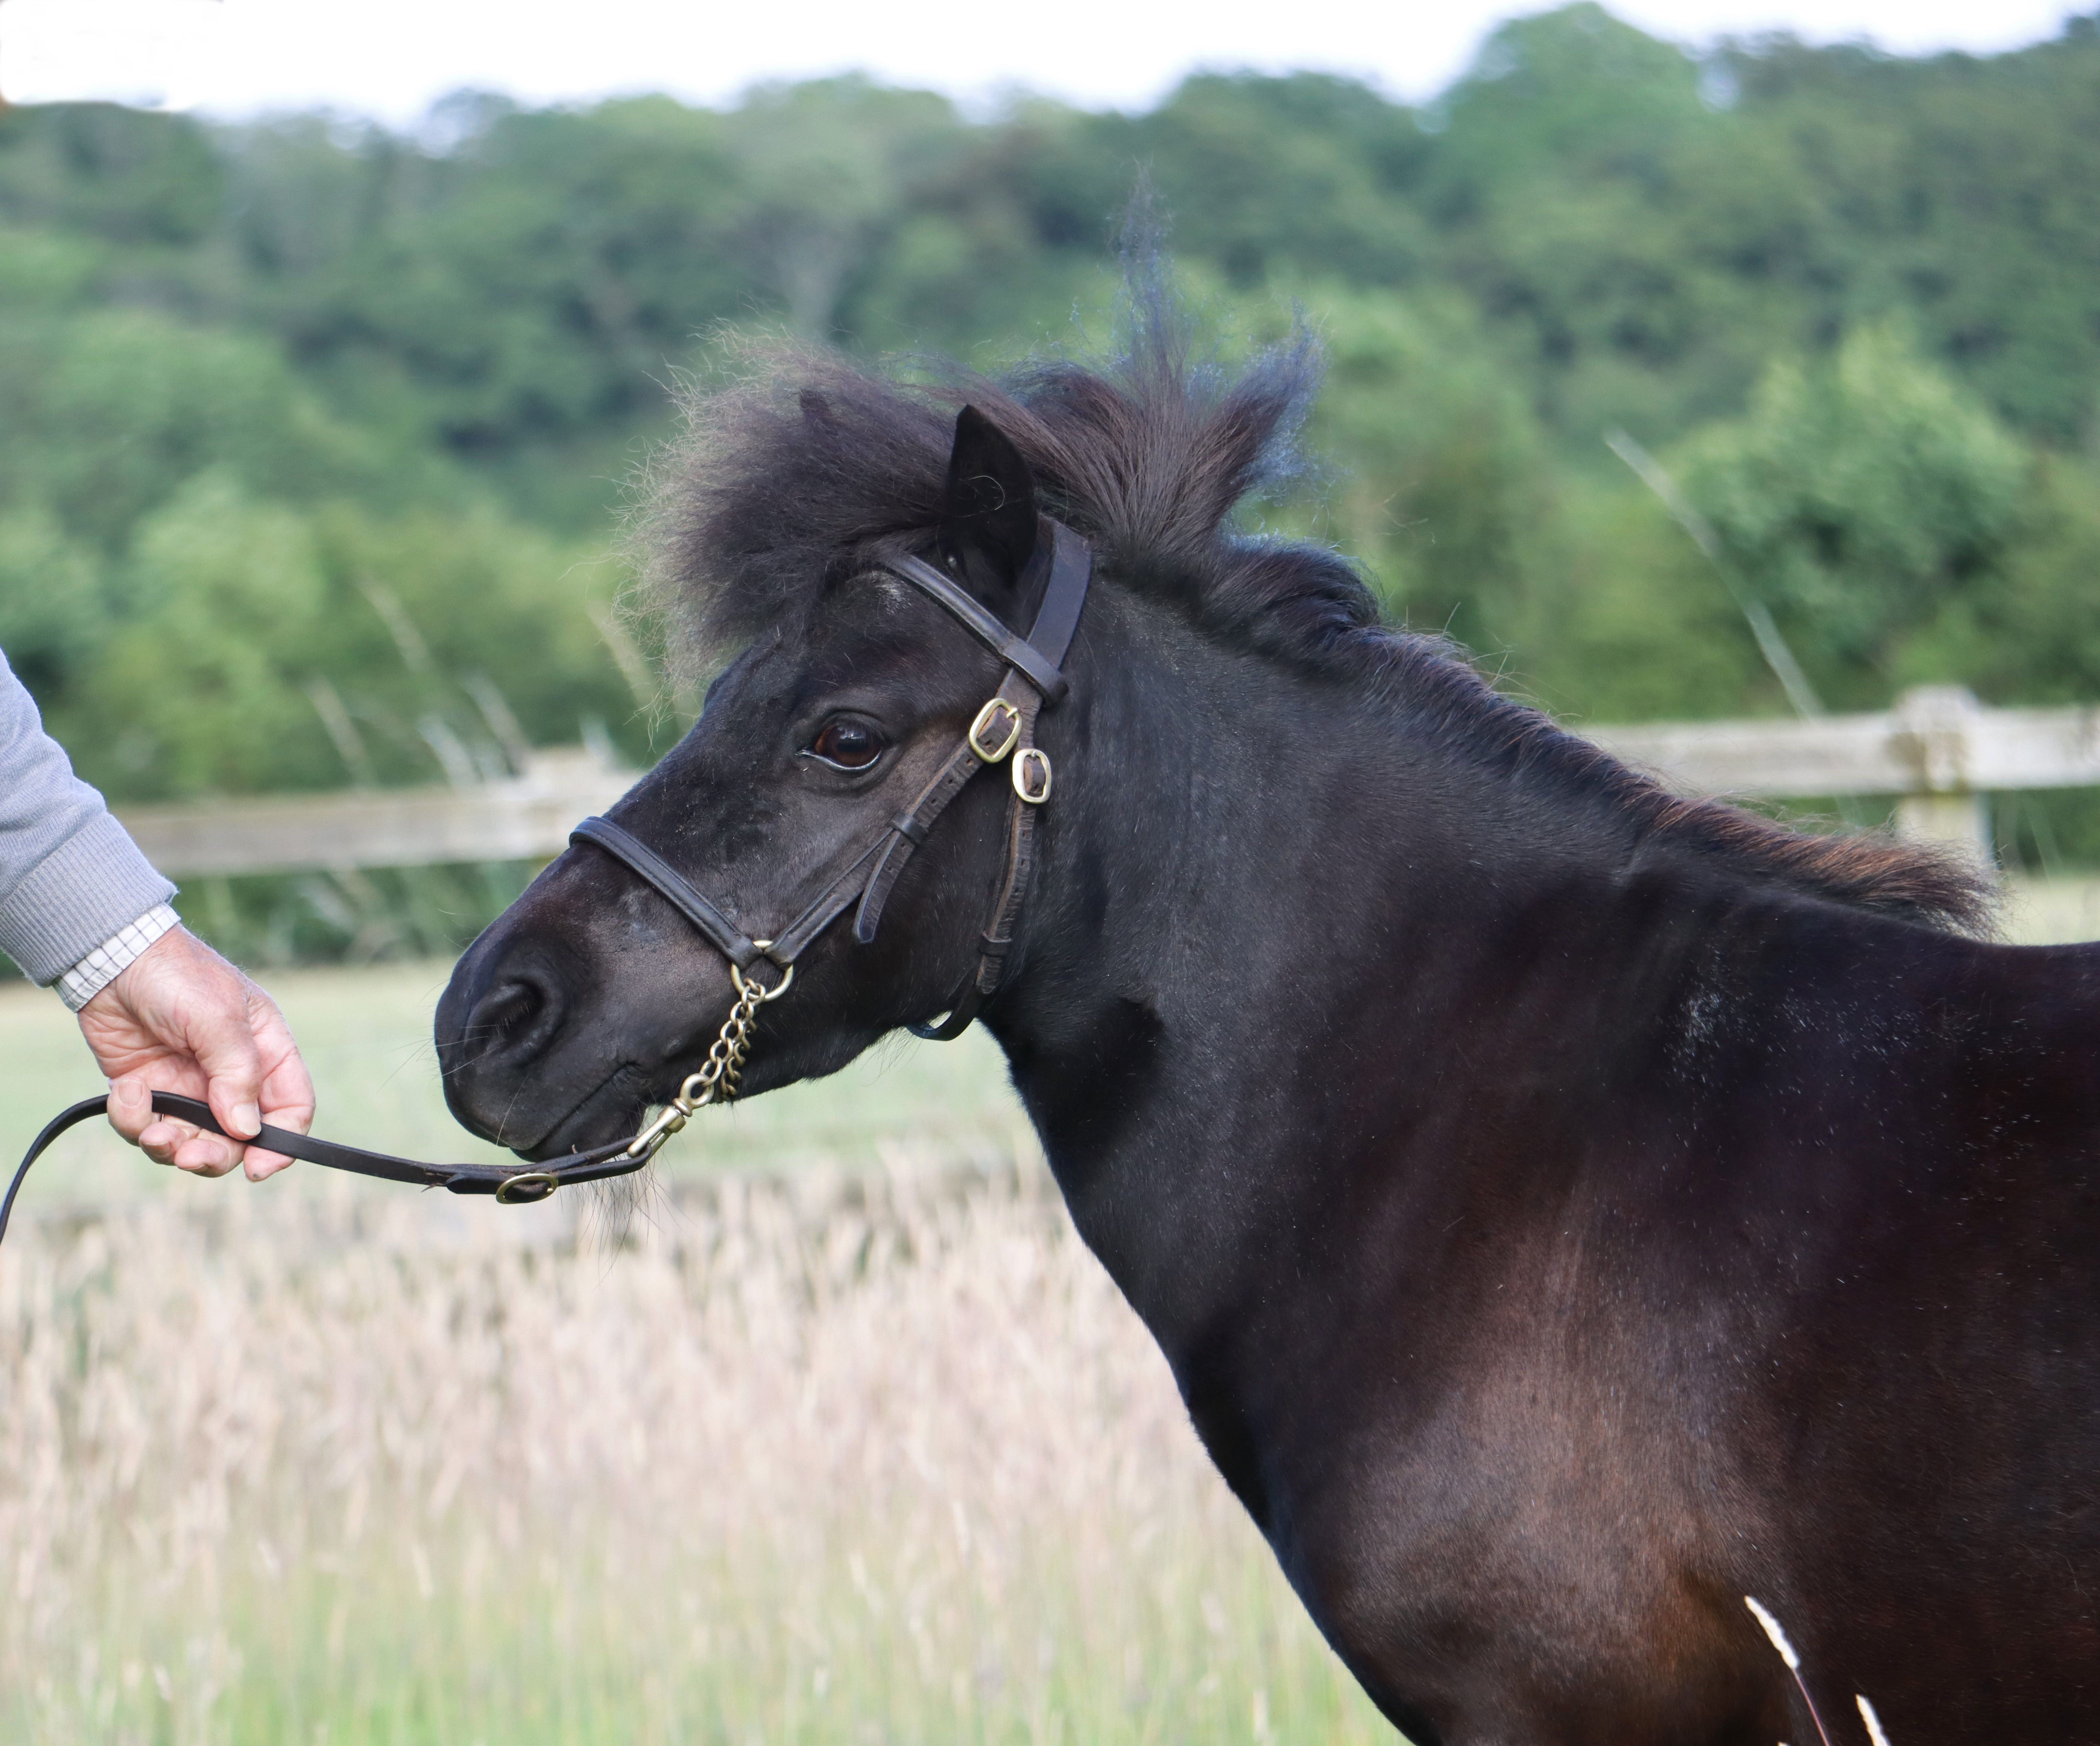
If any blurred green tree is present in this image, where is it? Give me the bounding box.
[70,471,337,798]
[44,478,636,803]
[1300,286,1550,652]
[0,503,106,701]
[3,5,2099,808]
[1115,75,1430,289]
[1675,321,2030,704]
[0,102,223,247]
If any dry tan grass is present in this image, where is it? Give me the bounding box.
[0,1162,1396,1744]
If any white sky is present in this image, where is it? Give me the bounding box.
[0,0,2084,121]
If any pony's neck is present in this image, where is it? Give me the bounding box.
[985,587,1648,1324]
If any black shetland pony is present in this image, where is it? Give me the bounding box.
[436,313,2100,1742]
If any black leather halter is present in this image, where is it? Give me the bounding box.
[0,522,1091,1244]
[572,517,1092,1041]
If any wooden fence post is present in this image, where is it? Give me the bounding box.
[1887,686,1992,866]
[1588,685,2100,871]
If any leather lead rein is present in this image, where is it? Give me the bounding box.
[0,1089,642,1250]
[1,523,1093,1245]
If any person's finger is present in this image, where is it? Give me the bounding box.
[138,1115,200,1167]
[187,984,267,1153]
[106,1074,154,1144]
[245,999,315,1181]
[138,1104,245,1173]
[170,1128,243,1177]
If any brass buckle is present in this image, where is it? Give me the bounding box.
[967,698,1022,763]
[495,1170,561,1205]
[1012,747,1053,805]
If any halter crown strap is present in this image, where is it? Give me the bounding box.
[849,521,1093,946]
[881,518,1090,680]
[881,556,1070,703]
[1011,520,1092,673]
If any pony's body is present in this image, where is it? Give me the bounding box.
[971,583,2100,1743]
[436,322,2100,1743]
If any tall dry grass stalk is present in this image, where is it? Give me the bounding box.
[0,1166,1394,1744]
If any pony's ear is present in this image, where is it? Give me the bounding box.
[940,406,1038,601]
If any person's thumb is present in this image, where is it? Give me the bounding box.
[190,993,265,1141]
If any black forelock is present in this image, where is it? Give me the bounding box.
[628,302,1346,662]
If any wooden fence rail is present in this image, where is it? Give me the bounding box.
[116,686,2098,879]
[115,748,635,880]
[1588,685,2100,858]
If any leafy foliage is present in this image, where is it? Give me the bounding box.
[1676,322,2032,703]
[1,2,2097,847]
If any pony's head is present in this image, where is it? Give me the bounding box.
[434,325,1325,1157]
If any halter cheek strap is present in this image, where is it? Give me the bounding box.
[572,518,1093,1041]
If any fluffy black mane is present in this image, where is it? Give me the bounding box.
[633,316,1990,936]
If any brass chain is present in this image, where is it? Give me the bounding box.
[622,948,795,1162]
[686,979,766,1108]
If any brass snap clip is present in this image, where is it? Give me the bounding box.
[495,1170,561,1205]
[1012,747,1053,805]
[625,1100,691,1160]
[968,698,1022,763]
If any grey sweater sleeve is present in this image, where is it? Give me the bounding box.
[0,648,176,985]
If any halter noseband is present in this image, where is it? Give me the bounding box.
[567,517,1094,1154]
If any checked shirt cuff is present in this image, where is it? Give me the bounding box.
[56,903,180,1012]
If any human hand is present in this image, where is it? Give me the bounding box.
[76,926,315,1180]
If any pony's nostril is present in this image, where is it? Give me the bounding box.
[473,978,553,1056]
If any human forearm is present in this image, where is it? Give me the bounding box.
[0,650,175,986]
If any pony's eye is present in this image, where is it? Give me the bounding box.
[807,719,884,770]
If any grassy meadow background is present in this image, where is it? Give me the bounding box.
[4,902,2097,1744]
